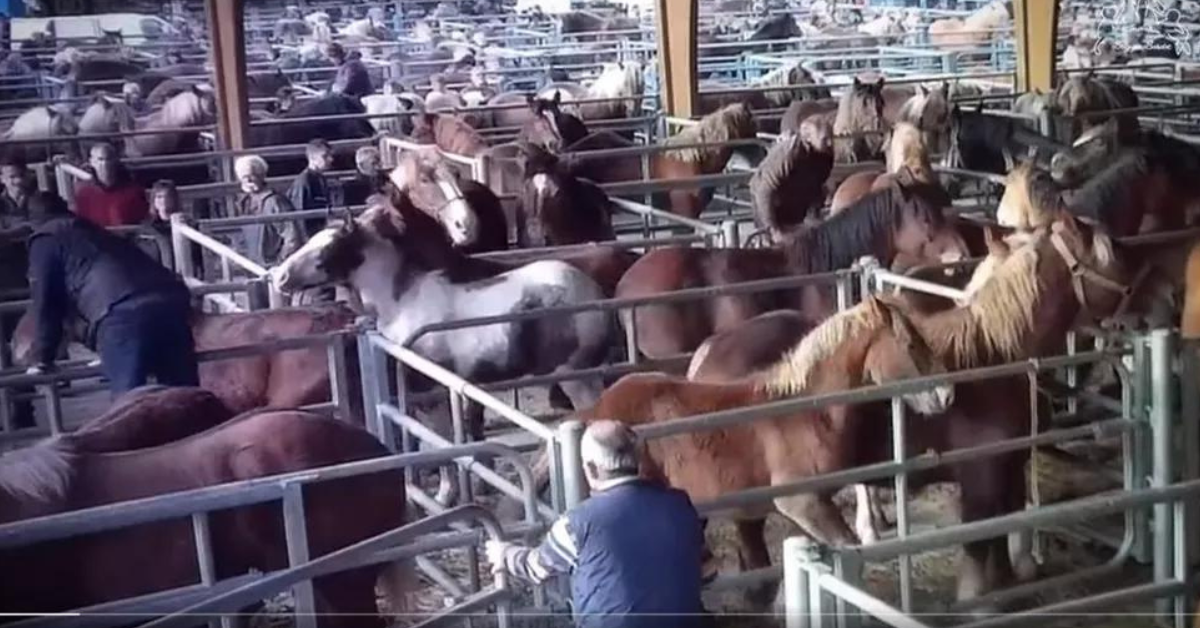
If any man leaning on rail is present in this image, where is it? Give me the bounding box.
[23,192,199,395]
[485,420,712,628]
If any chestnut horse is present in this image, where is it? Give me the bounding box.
[546,297,954,603]
[749,117,834,238]
[12,305,361,418]
[617,178,969,359]
[66,386,235,452]
[830,121,947,215]
[517,142,615,247]
[0,410,409,626]
[388,149,510,253]
[681,215,1140,603]
[651,103,762,219]
[1184,240,1200,339]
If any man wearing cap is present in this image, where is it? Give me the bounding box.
[485,420,709,628]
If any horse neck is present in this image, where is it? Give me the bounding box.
[347,241,408,321]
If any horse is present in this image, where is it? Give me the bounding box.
[1049,119,1200,230]
[615,179,969,359]
[945,104,1063,176]
[833,76,889,162]
[748,117,835,238]
[1183,241,1200,339]
[997,156,1190,236]
[269,199,613,496]
[12,304,362,418]
[0,105,79,163]
[517,142,615,247]
[699,60,830,114]
[123,88,218,157]
[537,60,645,122]
[928,0,1011,51]
[363,91,424,135]
[388,149,509,254]
[409,112,490,157]
[0,410,410,625]
[892,82,952,154]
[251,93,377,147]
[517,93,590,153]
[830,121,947,215]
[543,296,954,605]
[651,103,761,219]
[1052,72,1140,142]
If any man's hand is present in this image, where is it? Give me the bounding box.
[484,540,513,575]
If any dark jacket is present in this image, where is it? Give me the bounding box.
[507,479,707,628]
[27,215,190,365]
[0,193,33,295]
[343,171,389,207]
[287,168,338,237]
[235,189,300,265]
[331,59,373,99]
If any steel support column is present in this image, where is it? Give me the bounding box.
[1012,0,1059,93]
[655,0,698,117]
[205,0,250,150]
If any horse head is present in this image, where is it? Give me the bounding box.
[522,93,588,152]
[271,207,371,294]
[996,161,1062,231]
[389,152,477,247]
[1050,117,1120,186]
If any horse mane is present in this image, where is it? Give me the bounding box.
[782,183,941,272]
[757,297,890,396]
[0,438,77,503]
[1067,150,1150,223]
[666,104,755,163]
[924,231,1045,368]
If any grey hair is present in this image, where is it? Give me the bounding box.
[356,145,380,165]
[580,420,640,475]
[234,154,269,179]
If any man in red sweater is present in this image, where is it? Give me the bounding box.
[74,142,149,227]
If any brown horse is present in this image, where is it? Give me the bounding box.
[0,410,409,626]
[681,215,1140,602]
[616,179,969,359]
[66,386,235,452]
[833,76,889,163]
[830,121,946,215]
[1052,72,1140,142]
[749,117,834,238]
[548,297,954,602]
[409,112,489,157]
[651,103,761,219]
[517,93,590,153]
[996,158,1188,236]
[517,142,615,247]
[388,149,510,253]
[12,305,361,418]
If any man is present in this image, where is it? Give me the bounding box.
[0,157,34,237]
[233,154,300,265]
[24,192,199,395]
[486,421,709,628]
[74,142,149,227]
[0,158,36,428]
[344,145,389,207]
[327,42,373,99]
[288,139,340,234]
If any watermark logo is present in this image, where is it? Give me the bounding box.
[1096,0,1193,58]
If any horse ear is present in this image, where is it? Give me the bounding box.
[551,90,561,107]
[918,84,929,96]
[853,76,862,88]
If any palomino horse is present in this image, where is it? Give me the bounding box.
[830,121,948,214]
[0,410,409,625]
[517,93,590,153]
[12,305,362,418]
[889,82,953,154]
[997,157,1190,236]
[616,178,969,359]
[682,215,1141,603]
[928,0,1011,51]
[517,142,615,247]
[651,103,762,219]
[547,297,954,604]
[270,199,612,493]
[1052,72,1140,142]
[388,149,509,253]
[748,117,835,238]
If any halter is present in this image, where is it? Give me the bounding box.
[1049,230,1148,323]
[432,178,468,223]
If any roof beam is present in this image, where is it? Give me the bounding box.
[655,0,698,117]
[205,0,250,150]
[1013,0,1059,93]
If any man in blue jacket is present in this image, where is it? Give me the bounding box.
[486,421,710,628]
[24,192,199,394]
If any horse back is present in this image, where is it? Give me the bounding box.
[69,387,234,453]
[689,310,813,382]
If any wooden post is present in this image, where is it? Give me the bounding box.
[205,0,251,150]
[655,0,698,118]
[1013,0,1060,93]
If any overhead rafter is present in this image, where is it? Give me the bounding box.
[655,0,699,117]
[1012,0,1060,93]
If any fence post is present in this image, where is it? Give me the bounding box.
[356,328,393,447]
[891,398,912,613]
[720,219,740,248]
[282,483,318,628]
[1149,329,1176,619]
[558,420,588,509]
[782,537,813,628]
[170,214,197,281]
[246,278,270,311]
[326,333,350,420]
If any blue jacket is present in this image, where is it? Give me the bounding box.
[27,215,190,364]
[506,478,708,628]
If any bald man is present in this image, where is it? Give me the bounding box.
[486,421,709,628]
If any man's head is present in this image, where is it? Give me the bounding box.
[325,42,346,64]
[88,142,120,186]
[0,157,31,200]
[355,146,381,176]
[306,139,333,173]
[150,180,180,221]
[234,155,269,194]
[27,191,71,224]
[580,420,641,488]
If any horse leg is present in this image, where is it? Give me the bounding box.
[955,454,1022,609]
[773,491,859,546]
[734,517,777,607]
[853,483,882,545]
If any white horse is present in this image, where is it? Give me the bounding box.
[270,201,612,503]
[2,105,79,161]
[362,91,424,135]
[538,60,645,120]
